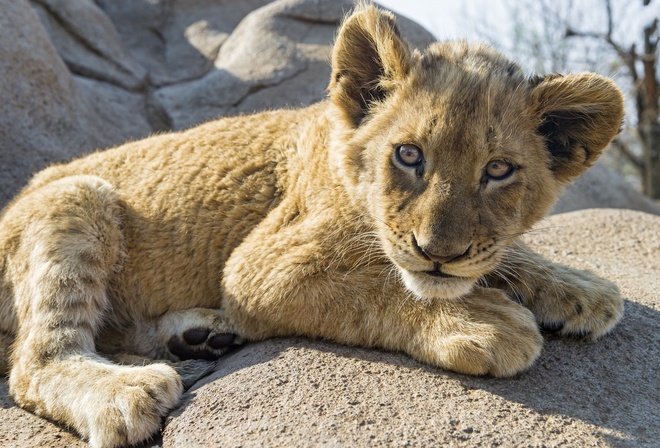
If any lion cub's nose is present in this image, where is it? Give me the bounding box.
[413,236,471,264]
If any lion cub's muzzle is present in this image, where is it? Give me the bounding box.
[395,235,501,300]
[411,235,471,272]
[412,234,472,271]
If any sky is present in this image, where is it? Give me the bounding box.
[376,0,506,41]
[376,0,659,42]
[375,0,659,111]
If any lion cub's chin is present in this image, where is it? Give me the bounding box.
[400,270,476,300]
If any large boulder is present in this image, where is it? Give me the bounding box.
[150,0,436,129]
[553,164,660,215]
[158,209,659,448]
[5,209,654,447]
[0,0,152,207]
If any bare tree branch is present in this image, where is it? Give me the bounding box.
[565,0,649,83]
[642,17,659,121]
[611,138,644,169]
[605,0,613,40]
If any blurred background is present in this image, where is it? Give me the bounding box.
[380,0,660,199]
[1,0,657,209]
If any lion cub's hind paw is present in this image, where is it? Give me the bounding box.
[158,308,244,362]
[167,328,242,361]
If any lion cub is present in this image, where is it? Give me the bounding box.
[0,5,624,447]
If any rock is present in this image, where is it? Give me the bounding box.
[153,0,436,130]
[554,163,660,215]
[0,0,115,207]
[95,0,273,87]
[31,0,147,90]
[74,76,153,141]
[161,209,659,447]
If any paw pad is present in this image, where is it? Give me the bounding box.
[208,333,236,349]
[168,329,238,361]
[539,321,564,333]
[182,328,211,345]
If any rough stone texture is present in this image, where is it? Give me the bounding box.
[158,209,659,448]
[31,0,147,90]
[151,0,436,130]
[554,164,660,215]
[1,209,657,448]
[1,0,659,447]
[94,0,274,87]
[0,0,121,208]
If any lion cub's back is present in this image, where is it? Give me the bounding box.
[6,108,301,315]
[25,108,300,207]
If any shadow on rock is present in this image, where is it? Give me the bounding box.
[164,298,658,447]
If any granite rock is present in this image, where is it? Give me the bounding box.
[159,210,659,448]
[1,209,657,448]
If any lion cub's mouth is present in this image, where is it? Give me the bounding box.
[400,268,476,300]
[423,269,457,279]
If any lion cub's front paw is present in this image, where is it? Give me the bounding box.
[420,290,543,377]
[441,329,543,378]
[527,266,624,340]
[88,364,182,448]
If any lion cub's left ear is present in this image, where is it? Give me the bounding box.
[329,5,412,127]
[532,73,625,183]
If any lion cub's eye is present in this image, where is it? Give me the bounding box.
[396,144,424,167]
[485,160,514,180]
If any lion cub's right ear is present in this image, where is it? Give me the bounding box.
[329,5,412,127]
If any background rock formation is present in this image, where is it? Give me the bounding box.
[1,1,658,447]
[0,0,434,207]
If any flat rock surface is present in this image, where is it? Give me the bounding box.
[2,208,657,447]
[158,210,659,448]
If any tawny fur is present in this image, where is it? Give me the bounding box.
[0,5,624,448]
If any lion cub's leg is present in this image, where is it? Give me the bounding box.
[487,241,624,339]
[7,176,182,448]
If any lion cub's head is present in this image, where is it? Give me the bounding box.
[327,5,624,300]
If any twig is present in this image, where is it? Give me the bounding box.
[611,138,644,169]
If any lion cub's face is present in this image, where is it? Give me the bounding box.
[329,7,624,300]
[355,54,554,300]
